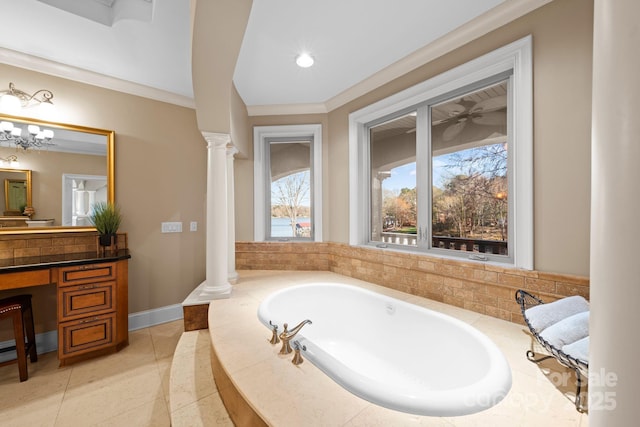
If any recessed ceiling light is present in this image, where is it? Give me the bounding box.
[295,53,314,68]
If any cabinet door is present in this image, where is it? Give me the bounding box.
[59,313,115,356]
[58,263,116,286]
[58,281,116,322]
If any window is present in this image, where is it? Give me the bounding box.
[254,125,322,241]
[350,36,532,268]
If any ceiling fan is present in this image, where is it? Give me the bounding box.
[433,95,507,141]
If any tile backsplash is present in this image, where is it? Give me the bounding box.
[0,232,127,260]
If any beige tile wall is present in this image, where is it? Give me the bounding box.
[235,241,590,324]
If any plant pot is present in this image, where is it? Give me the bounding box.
[99,233,117,247]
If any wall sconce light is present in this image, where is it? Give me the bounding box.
[0,120,55,150]
[0,154,20,167]
[0,82,54,112]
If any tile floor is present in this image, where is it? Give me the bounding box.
[0,319,185,427]
[0,270,591,426]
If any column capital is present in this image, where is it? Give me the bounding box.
[201,131,231,148]
[226,144,239,158]
[377,171,392,181]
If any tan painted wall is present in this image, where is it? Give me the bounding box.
[0,63,208,317]
[192,0,252,134]
[230,83,251,158]
[236,0,593,277]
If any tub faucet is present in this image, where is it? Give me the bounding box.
[291,340,306,365]
[268,321,280,345]
[279,319,312,355]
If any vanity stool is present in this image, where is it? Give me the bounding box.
[0,294,38,381]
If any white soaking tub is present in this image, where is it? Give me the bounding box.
[257,283,512,416]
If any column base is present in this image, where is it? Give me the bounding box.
[181,280,232,331]
[183,280,232,306]
[228,270,239,284]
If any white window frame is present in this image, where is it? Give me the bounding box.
[254,124,323,242]
[349,36,532,269]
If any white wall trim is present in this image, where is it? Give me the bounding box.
[247,103,328,116]
[0,304,184,362]
[128,303,184,331]
[0,47,195,109]
[254,124,323,242]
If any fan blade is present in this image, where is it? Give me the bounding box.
[443,120,466,141]
[441,103,466,115]
[472,111,506,126]
[470,95,507,113]
[432,103,466,125]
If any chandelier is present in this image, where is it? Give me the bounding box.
[0,121,55,150]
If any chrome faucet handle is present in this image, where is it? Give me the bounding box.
[292,340,306,365]
[268,321,280,345]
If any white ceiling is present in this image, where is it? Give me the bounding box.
[0,0,193,99]
[0,0,548,113]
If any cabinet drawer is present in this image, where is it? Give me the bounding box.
[0,269,50,290]
[59,263,116,286]
[60,313,115,356]
[58,281,116,322]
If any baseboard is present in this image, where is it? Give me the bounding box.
[127,303,184,331]
[0,303,184,362]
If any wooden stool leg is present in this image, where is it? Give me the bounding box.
[23,303,37,363]
[11,310,28,382]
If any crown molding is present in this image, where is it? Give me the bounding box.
[248,0,553,116]
[246,102,328,116]
[0,47,195,109]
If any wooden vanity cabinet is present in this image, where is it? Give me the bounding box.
[56,259,128,365]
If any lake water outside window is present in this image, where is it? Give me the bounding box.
[268,140,313,240]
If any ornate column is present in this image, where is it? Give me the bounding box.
[199,132,232,299]
[590,1,640,425]
[226,145,238,284]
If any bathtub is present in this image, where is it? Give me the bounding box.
[257,283,512,417]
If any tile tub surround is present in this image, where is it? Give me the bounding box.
[208,270,589,426]
[235,242,590,324]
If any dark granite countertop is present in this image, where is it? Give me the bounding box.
[0,249,131,273]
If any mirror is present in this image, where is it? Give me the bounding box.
[1,168,31,215]
[0,113,114,234]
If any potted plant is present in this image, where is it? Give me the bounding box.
[90,202,122,247]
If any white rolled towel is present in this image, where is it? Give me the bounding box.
[539,311,589,349]
[562,336,589,364]
[525,295,589,332]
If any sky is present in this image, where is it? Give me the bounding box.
[383,156,452,193]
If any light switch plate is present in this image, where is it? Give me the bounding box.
[190,221,197,231]
[161,222,182,233]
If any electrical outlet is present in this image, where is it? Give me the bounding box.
[190,221,197,231]
[161,222,182,233]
